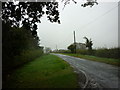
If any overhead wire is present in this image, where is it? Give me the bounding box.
[59,2,119,46]
[50,2,120,49]
[76,2,119,31]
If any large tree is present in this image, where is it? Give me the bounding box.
[2,1,60,37]
[2,0,98,34]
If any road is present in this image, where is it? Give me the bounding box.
[52,53,120,88]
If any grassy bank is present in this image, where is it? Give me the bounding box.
[3,54,79,88]
[60,53,120,67]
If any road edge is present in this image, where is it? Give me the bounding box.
[72,67,89,88]
[52,53,89,88]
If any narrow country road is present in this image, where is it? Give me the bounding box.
[52,53,120,88]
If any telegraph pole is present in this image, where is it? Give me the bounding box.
[74,31,76,44]
[73,31,76,53]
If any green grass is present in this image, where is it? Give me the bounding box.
[3,54,79,88]
[60,53,120,67]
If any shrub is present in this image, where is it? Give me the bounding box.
[13,49,43,68]
[75,47,120,59]
[2,22,43,78]
[76,49,95,55]
[94,48,120,59]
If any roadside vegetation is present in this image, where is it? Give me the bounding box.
[2,22,43,83]
[3,54,79,88]
[76,48,120,59]
[54,47,120,67]
[60,53,120,66]
[2,1,98,88]
[2,23,79,88]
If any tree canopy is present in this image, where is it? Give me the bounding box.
[2,0,98,37]
[2,2,60,37]
[83,36,93,50]
[67,44,76,53]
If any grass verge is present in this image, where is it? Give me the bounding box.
[3,54,79,88]
[59,53,120,67]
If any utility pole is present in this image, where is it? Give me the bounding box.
[73,31,76,44]
[73,31,76,53]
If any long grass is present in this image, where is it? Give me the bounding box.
[3,54,79,88]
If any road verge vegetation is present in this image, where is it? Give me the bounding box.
[59,53,120,67]
[3,22,44,82]
[3,54,79,88]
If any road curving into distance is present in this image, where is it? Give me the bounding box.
[52,53,120,88]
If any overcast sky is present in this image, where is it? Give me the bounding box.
[37,1,119,50]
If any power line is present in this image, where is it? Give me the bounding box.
[77,3,119,31]
[52,3,119,49]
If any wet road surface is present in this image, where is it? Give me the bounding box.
[52,53,120,88]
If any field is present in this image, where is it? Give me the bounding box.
[3,54,79,88]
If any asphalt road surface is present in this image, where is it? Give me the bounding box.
[52,53,120,88]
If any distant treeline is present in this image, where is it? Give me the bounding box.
[54,47,120,59]
[2,22,43,78]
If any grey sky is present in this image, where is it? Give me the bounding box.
[37,1,119,50]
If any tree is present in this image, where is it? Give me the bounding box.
[2,0,98,34]
[2,0,98,82]
[67,44,76,53]
[2,22,44,79]
[81,0,98,7]
[62,0,98,9]
[83,37,93,50]
[2,2,60,37]
[2,0,98,50]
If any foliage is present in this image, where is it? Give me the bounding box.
[2,0,98,83]
[2,2,60,37]
[2,0,98,37]
[76,49,95,55]
[75,47,120,59]
[2,2,60,70]
[94,48,120,59]
[81,0,98,7]
[62,0,98,9]
[67,44,76,53]
[60,47,120,59]
[2,22,43,77]
[3,54,78,88]
[13,49,43,68]
[83,37,93,50]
